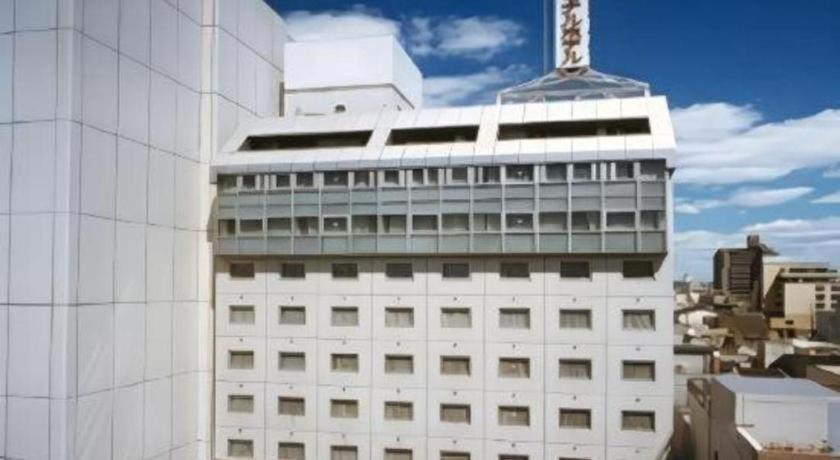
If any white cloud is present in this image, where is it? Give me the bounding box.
[814,192,840,204]
[424,65,532,107]
[675,186,813,214]
[285,5,400,41]
[672,103,840,185]
[407,16,526,61]
[824,166,840,179]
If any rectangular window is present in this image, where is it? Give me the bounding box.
[500,262,530,278]
[571,212,600,231]
[267,217,291,234]
[442,214,470,232]
[623,310,655,330]
[324,216,348,233]
[440,356,471,376]
[622,361,656,381]
[218,175,237,192]
[324,171,349,187]
[412,215,438,232]
[411,169,425,186]
[273,173,291,188]
[498,406,530,426]
[240,219,263,234]
[295,172,314,188]
[607,212,635,230]
[295,217,318,235]
[573,163,593,181]
[354,170,373,188]
[278,397,305,416]
[384,402,414,421]
[545,163,567,181]
[559,359,592,380]
[218,219,236,236]
[441,452,470,460]
[506,165,533,182]
[506,214,533,231]
[279,306,306,325]
[228,394,254,413]
[539,212,567,232]
[332,263,359,279]
[331,354,359,373]
[331,307,359,327]
[241,131,372,151]
[280,263,305,278]
[440,404,471,424]
[241,175,257,190]
[385,307,414,328]
[622,411,655,431]
[450,167,469,184]
[559,408,592,429]
[640,210,665,230]
[278,443,305,460]
[388,126,479,145]
[499,456,528,460]
[622,260,655,278]
[352,215,378,234]
[330,400,359,418]
[383,170,401,186]
[385,263,413,279]
[228,439,253,458]
[229,305,255,325]
[614,161,634,179]
[639,160,665,180]
[559,309,592,329]
[331,446,358,460]
[230,262,255,279]
[474,213,501,232]
[498,357,530,378]
[385,449,414,460]
[428,168,440,185]
[381,215,407,234]
[385,355,414,374]
[278,352,306,371]
[560,261,591,279]
[229,351,254,370]
[441,308,471,328]
[480,166,501,183]
[443,263,470,278]
[499,308,530,329]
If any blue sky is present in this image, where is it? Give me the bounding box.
[267,0,840,280]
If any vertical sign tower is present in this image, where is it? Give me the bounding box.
[556,0,591,71]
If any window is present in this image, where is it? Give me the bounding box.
[640,211,665,230]
[411,169,425,186]
[440,404,471,423]
[442,263,470,278]
[623,310,655,330]
[499,456,528,460]
[621,411,655,431]
[639,160,665,180]
[295,217,318,235]
[385,308,414,328]
[506,165,533,182]
[228,439,253,458]
[383,170,401,186]
[324,217,348,233]
[240,219,263,234]
[480,166,501,183]
[506,214,533,231]
[441,452,470,460]
[560,261,591,279]
[440,356,471,376]
[241,131,372,151]
[295,172,314,188]
[559,309,592,329]
[441,308,471,328]
[559,359,592,379]
[571,212,600,231]
[607,212,635,230]
[331,354,359,373]
[385,263,413,279]
[229,305,255,325]
[622,260,655,278]
[450,167,469,184]
[540,212,566,232]
[279,306,306,325]
[241,175,257,190]
[474,213,501,232]
[331,446,358,460]
[273,173,290,188]
[229,351,254,370]
[614,161,634,179]
[385,355,414,374]
[230,262,255,279]
[545,163,567,181]
[267,217,291,234]
[218,219,236,236]
[281,263,305,278]
[278,397,305,416]
[353,170,373,188]
[324,171,349,187]
[331,400,359,418]
[413,215,438,232]
[499,358,530,378]
[228,394,254,413]
[559,408,591,429]
[623,361,656,381]
[218,175,237,192]
[500,262,530,278]
[331,307,359,327]
[572,163,593,181]
[499,308,530,329]
[385,448,413,460]
[384,402,414,421]
[388,126,479,145]
[442,214,470,232]
[279,352,306,371]
[498,406,530,426]
[427,168,440,185]
[278,443,305,460]
[332,263,359,279]
[381,215,407,234]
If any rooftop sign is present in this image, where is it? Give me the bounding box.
[555,0,591,70]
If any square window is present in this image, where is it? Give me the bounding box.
[622,260,655,278]
[560,261,591,279]
[274,174,290,188]
[450,167,469,184]
[440,356,471,376]
[441,308,471,328]
[383,170,401,186]
[442,263,470,278]
[498,406,530,426]
[639,160,665,180]
[622,361,656,381]
[498,357,530,378]
[324,171,348,187]
[381,215,407,234]
[218,219,236,236]
[330,400,359,418]
[228,439,254,458]
[240,219,263,234]
[559,408,591,429]
[385,263,413,279]
[352,215,377,234]
[278,352,306,371]
[354,170,373,187]
[499,308,530,329]
[281,263,306,278]
[506,165,533,182]
[441,452,471,460]
[324,217,348,233]
[295,217,319,235]
[331,446,358,460]
[331,354,359,373]
[230,262,255,279]
[442,214,470,233]
[545,164,567,181]
[228,394,254,413]
[278,443,305,460]
[571,212,600,231]
[229,351,254,370]
[506,214,533,231]
[480,166,500,183]
[500,262,530,278]
[218,175,237,192]
[623,310,655,330]
[295,172,314,188]
[411,169,425,186]
[384,402,414,421]
[279,306,306,325]
[440,404,471,423]
[385,308,414,328]
[559,359,592,380]
[385,355,414,374]
[474,214,501,232]
[559,309,591,329]
[229,305,255,325]
[607,212,635,230]
[241,175,258,190]
[332,263,359,279]
[621,411,655,431]
[413,215,438,232]
[427,169,440,185]
[331,307,359,327]
[539,212,566,232]
[278,397,305,416]
[267,217,291,234]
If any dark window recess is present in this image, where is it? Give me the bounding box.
[387,126,479,146]
[497,118,651,141]
[230,262,255,279]
[239,131,373,151]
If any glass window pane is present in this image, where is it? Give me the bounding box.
[274,174,290,188]
[295,217,319,235]
[229,351,254,369]
[441,308,471,328]
[440,356,471,375]
[331,446,359,460]
[442,263,470,278]
[278,397,305,416]
[219,219,236,236]
[228,440,254,458]
[411,169,424,186]
[622,260,655,278]
[559,359,592,379]
[621,411,655,431]
[540,212,566,232]
[559,408,592,429]
[481,166,500,183]
[441,452,471,460]
[474,214,501,232]
[499,308,530,329]
[498,406,530,426]
[560,261,591,279]
[331,354,359,373]
[571,212,600,231]
[332,263,359,279]
[440,404,471,423]
[573,163,593,181]
[240,219,263,234]
[229,305,255,325]
[559,309,591,329]
[545,164,567,181]
[281,263,305,278]
[640,211,665,230]
[639,160,665,180]
[427,169,440,185]
[498,358,530,378]
[385,263,413,278]
[622,310,655,330]
[241,175,257,190]
[228,395,254,413]
[230,262,255,278]
[279,306,306,325]
[442,214,470,232]
[324,217,348,233]
[614,161,634,179]
[500,262,530,278]
[278,352,306,371]
[384,448,413,460]
[622,361,656,381]
[607,212,635,230]
[506,165,533,182]
[381,215,407,234]
[385,307,414,328]
[331,307,359,326]
[413,215,438,232]
[385,355,414,374]
[330,400,359,419]
[278,442,305,460]
[506,214,533,231]
[218,175,237,192]
[450,167,469,184]
[383,170,401,186]
[324,171,348,187]
[295,172,314,188]
[353,171,373,188]
[267,217,291,234]
[384,402,414,421]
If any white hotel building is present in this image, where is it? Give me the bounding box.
[0,0,676,459]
